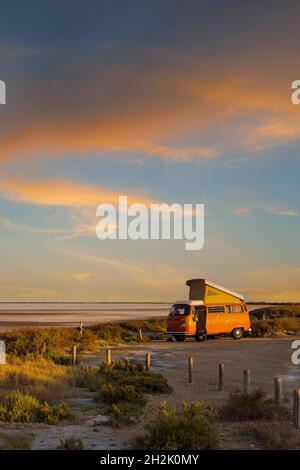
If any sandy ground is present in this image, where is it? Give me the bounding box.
[1,335,299,450]
[0,303,267,331]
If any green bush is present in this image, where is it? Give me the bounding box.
[57,437,84,450]
[0,433,33,450]
[39,402,73,425]
[99,383,146,406]
[0,391,41,423]
[132,401,218,450]
[105,401,144,427]
[251,305,300,320]
[0,391,73,424]
[120,372,172,394]
[220,389,290,421]
[72,360,172,427]
[251,317,300,337]
[253,421,300,450]
[43,351,72,365]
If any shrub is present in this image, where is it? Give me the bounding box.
[251,318,300,337]
[71,360,172,427]
[43,351,72,365]
[57,437,84,450]
[105,402,144,427]
[251,320,275,337]
[39,402,73,425]
[0,319,167,359]
[0,391,73,424]
[252,421,300,450]
[251,305,300,320]
[99,383,146,406]
[220,389,290,421]
[0,391,41,423]
[121,319,166,333]
[0,433,33,450]
[132,401,218,450]
[120,372,172,394]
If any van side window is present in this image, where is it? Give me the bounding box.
[208,305,225,314]
[226,305,243,313]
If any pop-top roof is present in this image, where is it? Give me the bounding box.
[186,278,245,301]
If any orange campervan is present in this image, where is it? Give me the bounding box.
[166,279,251,342]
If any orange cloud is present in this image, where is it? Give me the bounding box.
[1,55,299,164]
[0,178,153,207]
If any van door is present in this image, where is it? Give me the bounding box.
[194,306,206,336]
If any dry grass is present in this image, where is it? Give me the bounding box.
[0,357,73,404]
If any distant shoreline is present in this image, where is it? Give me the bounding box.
[0,301,299,305]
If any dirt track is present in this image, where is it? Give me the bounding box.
[100,336,300,409]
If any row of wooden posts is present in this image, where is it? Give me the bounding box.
[71,346,151,372]
[71,346,300,429]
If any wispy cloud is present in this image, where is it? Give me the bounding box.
[232,207,252,216]
[262,204,299,217]
[139,143,219,162]
[0,178,153,207]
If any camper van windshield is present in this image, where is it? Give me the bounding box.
[170,304,190,316]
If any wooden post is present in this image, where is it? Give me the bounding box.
[72,345,77,366]
[188,356,193,383]
[243,369,250,393]
[274,377,283,407]
[293,389,300,428]
[219,363,224,391]
[139,329,143,341]
[106,348,112,365]
[42,341,46,353]
[79,322,83,336]
[145,352,151,371]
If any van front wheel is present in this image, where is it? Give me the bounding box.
[195,334,206,342]
[232,328,243,340]
[175,336,186,342]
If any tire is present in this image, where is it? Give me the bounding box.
[232,328,243,340]
[195,334,206,342]
[175,336,186,342]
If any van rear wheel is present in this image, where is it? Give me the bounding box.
[232,328,243,340]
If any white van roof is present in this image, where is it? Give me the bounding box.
[174,300,204,306]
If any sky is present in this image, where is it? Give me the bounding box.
[0,0,300,302]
